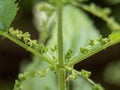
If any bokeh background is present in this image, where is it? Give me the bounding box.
[0,0,120,90]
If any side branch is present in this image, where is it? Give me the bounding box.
[2,33,55,66]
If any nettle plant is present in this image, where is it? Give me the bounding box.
[0,0,120,90]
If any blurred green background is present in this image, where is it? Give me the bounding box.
[0,0,120,90]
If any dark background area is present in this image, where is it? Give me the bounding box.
[0,0,120,90]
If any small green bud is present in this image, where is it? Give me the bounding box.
[16,30,23,40]
[36,44,48,54]
[80,69,91,78]
[66,73,77,81]
[51,44,57,52]
[18,73,27,81]
[14,80,22,90]
[23,32,30,38]
[90,3,96,11]
[69,75,76,80]
[65,48,73,60]
[103,8,111,16]
[9,27,16,36]
[80,46,91,54]
[37,69,47,77]
[89,39,96,46]
[49,64,55,71]
[44,47,49,53]
[98,36,109,44]
[28,71,37,78]
[9,28,39,48]
[27,40,37,47]
[92,84,104,90]
[22,32,31,44]
[52,55,57,62]
[9,28,23,40]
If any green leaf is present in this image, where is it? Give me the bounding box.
[20,72,57,90]
[0,0,18,32]
[72,76,92,90]
[20,57,58,90]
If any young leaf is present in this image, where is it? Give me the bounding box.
[0,0,18,32]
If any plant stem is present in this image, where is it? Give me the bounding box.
[57,1,66,90]
[58,68,66,90]
[67,39,120,66]
[65,66,95,85]
[2,32,54,66]
[72,1,120,31]
[57,1,63,67]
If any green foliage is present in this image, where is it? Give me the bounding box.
[0,0,18,32]
[67,36,111,66]
[9,27,38,48]
[1,0,120,90]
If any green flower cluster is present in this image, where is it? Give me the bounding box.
[65,48,73,60]
[14,69,49,90]
[80,36,110,54]
[80,69,91,79]
[9,27,37,48]
[35,44,48,54]
[65,66,91,81]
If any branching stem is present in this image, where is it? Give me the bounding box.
[57,1,66,90]
[2,32,55,66]
[67,40,120,66]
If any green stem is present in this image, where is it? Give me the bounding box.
[65,66,95,85]
[67,39,120,66]
[2,32,54,66]
[57,1,63,67]
[57,1,66,90]
[72,1,120,31]
[58,68,66,90]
